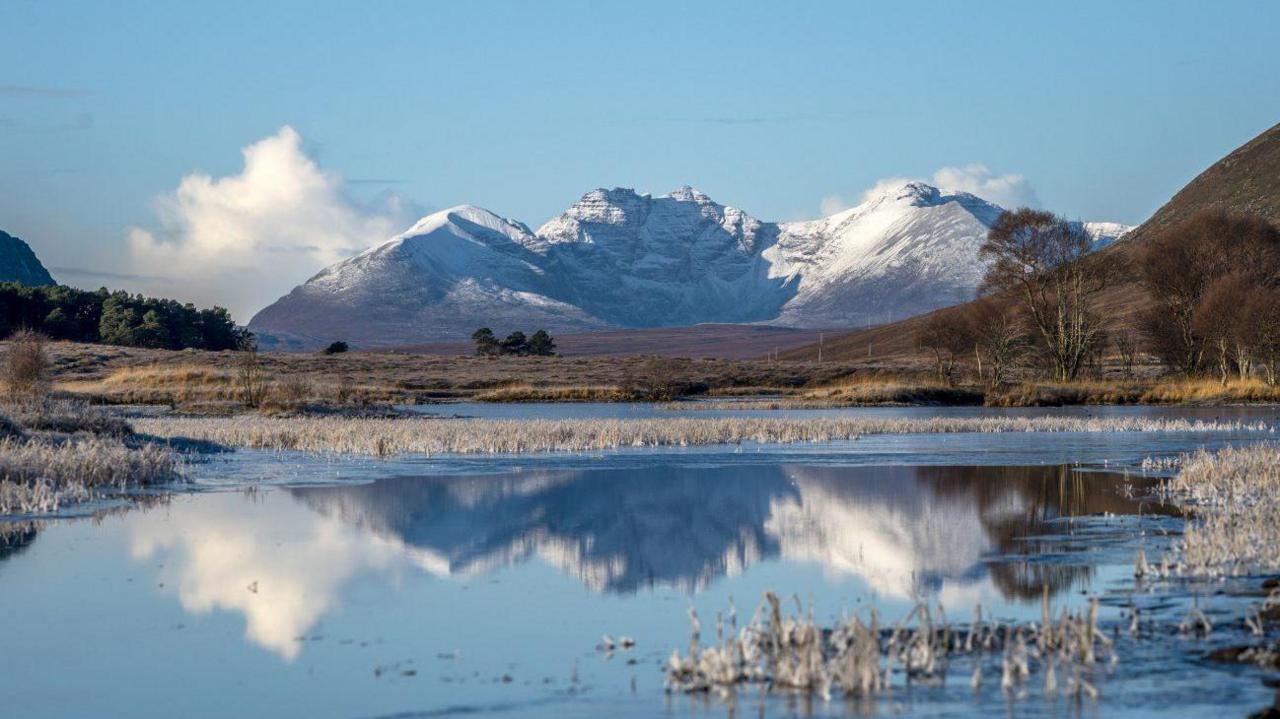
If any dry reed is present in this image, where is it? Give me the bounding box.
[665,592,1110,701]
[131,414,1269,457]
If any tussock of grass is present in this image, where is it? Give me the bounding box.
[1165,444,1280,576]
[0,436,179,514]
[132,414,1268,457]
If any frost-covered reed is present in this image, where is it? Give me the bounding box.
[1164,443,1280,576]
[131,414,1268,457]
[0,437,180,514]
[665,592,1110,702]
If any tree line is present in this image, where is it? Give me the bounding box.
[0,283,251,351]
[471,328,556,356]
[918,207,1280,387]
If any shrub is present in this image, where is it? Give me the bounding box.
[235,349,268,408]
[322,341,349,355]
[2,329,51,402]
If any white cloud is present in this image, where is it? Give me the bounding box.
[929,163,1039,209]
[820,165,1039,217]
[128,126,415,321]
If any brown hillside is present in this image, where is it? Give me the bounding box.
[782,120,1280,362]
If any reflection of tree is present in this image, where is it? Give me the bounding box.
[917,466,1172,600]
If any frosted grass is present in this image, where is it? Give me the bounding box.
[1165,443,1280,576]
[0,437,180,515]
[133,414,1270,457]
[666,592,1110,701]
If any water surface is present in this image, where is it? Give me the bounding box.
[2,405,1278,717]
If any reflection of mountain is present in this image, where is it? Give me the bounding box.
[292,468,794,593]
[292,464,1162,599]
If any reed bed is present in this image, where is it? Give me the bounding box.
[666,592,1110,701]
[1164,443,1280,576]
[131,414,1269,457]
[0,436,180,514]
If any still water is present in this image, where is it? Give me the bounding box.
[1,406,1277,717]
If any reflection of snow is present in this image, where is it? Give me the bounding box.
[129,493,409,660]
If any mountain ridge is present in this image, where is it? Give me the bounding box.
[249,182,1130,349]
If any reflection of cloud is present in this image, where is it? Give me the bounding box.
[129,492,407,660]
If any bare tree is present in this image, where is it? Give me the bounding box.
[1112,331,1138,380]
[1251,288,1280,386]
[979,209,1122,382]
[1192,275,1255,385]
[916,313,969,386]
[1139,211,1280,376]
[962,298,1028,389]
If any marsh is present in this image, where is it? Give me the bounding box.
[2,404,1279,717]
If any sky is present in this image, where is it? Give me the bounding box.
[3,0,1280,321]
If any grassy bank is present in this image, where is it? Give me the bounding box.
[0,400,181,515]
[132,414,1266,457]
[42,341,861,408]
[673,376,1280,410]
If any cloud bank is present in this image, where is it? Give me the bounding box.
[930,163,1039,209]
[128,126,415,321]
[821,164,1038,216]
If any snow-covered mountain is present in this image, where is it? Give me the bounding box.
[249,183,1131,348]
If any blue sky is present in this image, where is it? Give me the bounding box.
[3,0,1280,319]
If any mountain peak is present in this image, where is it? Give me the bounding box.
[0,230,56,286]
[665,185,715,204]
[398,204,533,244]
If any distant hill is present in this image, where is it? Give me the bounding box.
[0,230,55,286]
[782,120,1280,363]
